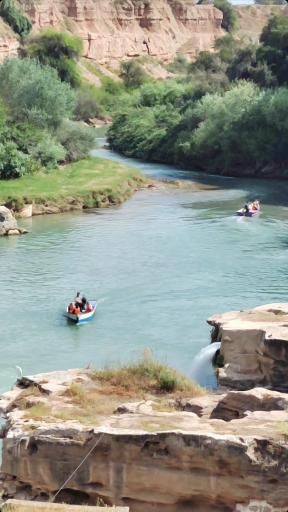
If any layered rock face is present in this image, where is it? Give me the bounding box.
[208,303,288,390]
[17,0,223,62]
[1,370,288,511]
[0,18,20,63]
[0,2,286,64]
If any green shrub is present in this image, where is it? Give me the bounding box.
[57,120,95,162]
[120,60,148,88]
[0,142,39,179]
[167,54,189,74]
[75,84,103,121]
[29,135,66,168]
[26,29,83,87]
[214,0,238,32]
[0,0,32,38]
[0,58,76,129]
[257,14,288,86]
[158,372,177,392]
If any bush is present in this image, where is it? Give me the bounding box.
[75,84,103,121]
[29,135,66,168]
[120,60,148,88]
[167,54,189,74]
[26,29,83,87]
[0,142,39,179]
[94,353,204,395]
[57,120,95,162]
[0,0,32,38]
[257,14,288,86]
[0,58,76,129]
[214,0,238,33]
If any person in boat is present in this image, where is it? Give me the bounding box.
[80,296,87,313]
[68,303,80,315]
[85,302,93,313]
[243,204,249,214]
[74,292,83,306]
[252,199,260,211]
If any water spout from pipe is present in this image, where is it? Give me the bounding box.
[190,342,221,389]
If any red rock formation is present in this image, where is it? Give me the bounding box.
[18,0,223,62]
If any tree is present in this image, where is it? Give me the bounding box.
[26,29,83,87]
[257,14,288,85]
[120,60,147,88]
[214,0,238,33]
[0,0,32,38]
[75,84,103,122]
[0,58,76,129]
[57,120,96,162]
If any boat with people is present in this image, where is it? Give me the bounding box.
[65,292,97,325]
[236,199,260,217]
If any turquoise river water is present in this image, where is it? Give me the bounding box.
[1,140,288,392]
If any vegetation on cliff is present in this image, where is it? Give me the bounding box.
[0,0,31,38]
[108,13,288,177]
[11,357,204,426]
[25,29,83,87]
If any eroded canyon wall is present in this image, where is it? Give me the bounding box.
[18,0,223,62]
[0,1,287,65]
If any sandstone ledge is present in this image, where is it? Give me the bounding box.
[1,369,288,511]
[1,500,128,512]
[208,303,288,390]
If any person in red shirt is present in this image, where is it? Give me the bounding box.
[85,302,93,313]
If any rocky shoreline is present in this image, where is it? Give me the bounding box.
[0,304,288,511]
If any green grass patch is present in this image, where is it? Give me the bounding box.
[0,156,145,207]
[93,353,205,397]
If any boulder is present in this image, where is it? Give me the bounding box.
[0,206,18,235]
[174,394,223,418]
[210,387,288,421]
[114,400,154,414]
[208,304,288,390]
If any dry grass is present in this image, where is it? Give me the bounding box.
[24,404,52,420]
[12,386,45,409]
[93,354,205,398]
[19,356,204,426]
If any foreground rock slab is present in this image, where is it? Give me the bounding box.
[1,369,288,511]
[2,500,128,512]
[208,303,288,390]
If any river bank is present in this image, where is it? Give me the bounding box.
[0,157,147,216]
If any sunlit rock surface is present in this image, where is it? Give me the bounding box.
[208,303,288,390]
[0,369,288,511]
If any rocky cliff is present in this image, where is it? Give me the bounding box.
[19,0,223,62]
[1,369,288,511]
[208,303,288,390]
[0,1,286,65]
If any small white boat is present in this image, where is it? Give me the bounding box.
[65,300,97,325]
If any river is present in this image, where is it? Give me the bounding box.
[1,139,288,392]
